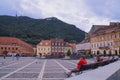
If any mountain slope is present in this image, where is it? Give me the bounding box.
[0,15,85,44]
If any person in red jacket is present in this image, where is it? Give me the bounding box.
[66,56,87,77]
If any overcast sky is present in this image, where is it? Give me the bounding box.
[0,0,120,32]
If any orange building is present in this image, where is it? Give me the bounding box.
[0,37,34,56]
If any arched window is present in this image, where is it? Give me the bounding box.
[115,50,118,55]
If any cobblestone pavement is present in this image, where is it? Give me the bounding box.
[0,57,94,80]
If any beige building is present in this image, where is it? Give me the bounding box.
[89,22,120,55]
[37,40,51,56]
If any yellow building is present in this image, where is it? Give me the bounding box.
[89,22,120,55]
[37,40,51,56]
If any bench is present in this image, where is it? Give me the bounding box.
[73,58,119,74]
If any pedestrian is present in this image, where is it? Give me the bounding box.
[95,53,101,62]
[2,54,6,64]
[65,56,87,77]
[16,53,20,61]
[11,53,15,61]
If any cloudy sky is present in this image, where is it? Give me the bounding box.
[0,0,120,32]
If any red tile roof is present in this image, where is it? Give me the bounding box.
[0,37,33,49]
[51,38,64,42]
[37,40,51,46]
[89,22,120,36]
[68,43,76,48]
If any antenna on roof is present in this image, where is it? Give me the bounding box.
[16,11,18,18]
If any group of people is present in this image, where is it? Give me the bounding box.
[11,53,20,61]
[1,53,20,64]
[66,53,119,77]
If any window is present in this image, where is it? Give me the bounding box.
[102,37,104,40]
[16,48,18,50]
[52,43,54,46]
[110,42,113,46]
[107,36,109,40]
[41,48,43,51]
[12,48,14,50]
[8,47,10,50]
[115,34,116,38]
[111,35,112,39]
[104,42,105,47]
[94,44,96,48]
[1,47,3,50]
[55,43,57,46]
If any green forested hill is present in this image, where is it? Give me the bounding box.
[0,15,85,45]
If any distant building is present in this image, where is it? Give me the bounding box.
[76,35,91,54]
[36,38,76,56]
[0,37,34,56]
[68,43,76,54]
[89,22,120,55]
[51,39,65,56]
[37,40,51,56]
[64,43,72,54]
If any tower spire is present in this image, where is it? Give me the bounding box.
[16,11,18,17]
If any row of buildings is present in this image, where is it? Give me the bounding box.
[1,22,120,56]
[37,39,76,56]
[0,37,76,56]
[77,22,120,55]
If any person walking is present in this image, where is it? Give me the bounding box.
[11,53,15,61]
[2,54,6,64]
[16,53,20,61]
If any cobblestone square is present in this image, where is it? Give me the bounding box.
[0,57,94,80]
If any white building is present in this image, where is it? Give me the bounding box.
[76,37,91,54]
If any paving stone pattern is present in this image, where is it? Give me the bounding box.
[0,57,93,80]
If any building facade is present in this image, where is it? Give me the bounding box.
[0,37,34,56]
[68,43,77,54]
[36,38,76,56]
[51,39,65,56]
[64,43,72,54]
[89,22,120,55]
[76,37,91,54]
[37,40,51,56]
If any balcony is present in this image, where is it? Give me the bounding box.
[99,46,110,50]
